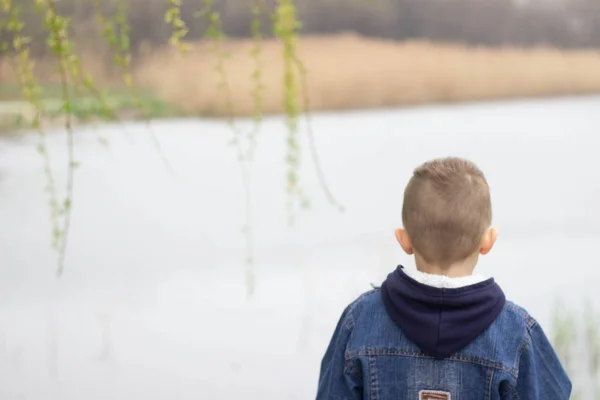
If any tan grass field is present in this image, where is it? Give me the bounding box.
[134,34,600,116]
[4,34,600,117]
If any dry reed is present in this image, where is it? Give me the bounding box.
[134,34,600,116]
[5,34,600,116]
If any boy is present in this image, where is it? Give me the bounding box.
[316,157,571,399]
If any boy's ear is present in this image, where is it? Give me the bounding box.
[480,228,498,255]
[395,228,413,255]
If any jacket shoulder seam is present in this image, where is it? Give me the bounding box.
[505,302,537,328]
[345,288,380,330]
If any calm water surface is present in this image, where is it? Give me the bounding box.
[0,97,599,399]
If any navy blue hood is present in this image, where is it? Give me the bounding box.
[380,266,506,359]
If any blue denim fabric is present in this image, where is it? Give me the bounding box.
[317,289,572,400]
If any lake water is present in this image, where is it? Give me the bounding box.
[0,97,599,399]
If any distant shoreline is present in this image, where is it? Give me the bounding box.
[136,34,600,117]
[3,34,600,130]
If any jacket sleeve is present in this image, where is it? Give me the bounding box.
[514,322,572,399]
[316,305,362,400]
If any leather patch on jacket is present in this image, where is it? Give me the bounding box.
[419,390,451,400]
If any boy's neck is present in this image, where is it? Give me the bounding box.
[414,253,478,278]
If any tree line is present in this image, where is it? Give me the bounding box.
[5,0,600,57]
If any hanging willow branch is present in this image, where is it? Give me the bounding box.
[262,0,343,213]
[247,0,266,160]
[94,0,173,173]
[195,0,258,296]
[37,0,77,276]
[1,0,342,285]
[273,0,306,224]
[2,0,61,249]
[31,0,121,274]
[294,56,344,212]
[165,0,189,52]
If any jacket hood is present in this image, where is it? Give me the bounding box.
[380,265,506,359]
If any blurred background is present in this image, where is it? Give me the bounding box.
[0,0,599,398]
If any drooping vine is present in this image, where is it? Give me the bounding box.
[293,54,344,212]
[38,1,115,124]
[260,0,343,213]
[37,0,78,276]
[165,0,189,52]
[248,0,266,159]
[273,0,306,224]
[94,0,173,173]
[2,0,61,249]
[198,0,234,124]
[1,0,341,290]
[93,0,131,85]
[34,0,121,275]
[197,0,256,296]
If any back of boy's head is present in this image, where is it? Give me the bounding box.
[402,157,492,268]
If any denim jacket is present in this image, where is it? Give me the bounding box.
[316,266,572,399]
